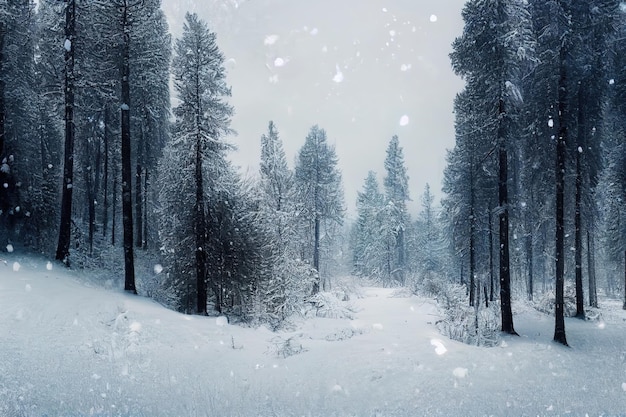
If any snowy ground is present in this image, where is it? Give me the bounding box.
[1,253,626,417]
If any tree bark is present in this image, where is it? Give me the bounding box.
[574,86,585,319]
[0,22,5,160]
[55,0,76,266]
[498,98,516,335]
[526,232,533,301]
[135,161,143,247]
[587,229,597,308]
[469,184,475,307]
[121,3,136,294]
[623,250,626,310]
[102,106,109,238]
[489,206,494,302]
[195,135,207,315]
[554,46,568,346]
[312,215,320,294]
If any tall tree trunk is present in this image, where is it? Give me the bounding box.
[587,228,598,308]
[397,227,405,286]
[135,117,144,248]
[489,206,495,302]
[574,86,585,319]
[102,106,109,238]
[498,98,515,335]
[143,168,148,249]
[554,46,568,346]
[526,232,533,301]
[55,0,76,266]
[195,135,207,315]
[135,161,142,247]
[469,180,476,307]
[112,175,117,246]
[623,250,626,311]
[312,215,320,294]
[121,4,136,294]
[0,22,5,160]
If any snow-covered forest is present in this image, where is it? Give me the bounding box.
[1,0,626,415]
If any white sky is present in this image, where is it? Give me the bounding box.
[160,0,467,216]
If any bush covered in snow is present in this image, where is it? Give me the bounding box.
[304,291,357,319]
[267,334,307,358]
[434,282,501,347]
[534,282,577,317]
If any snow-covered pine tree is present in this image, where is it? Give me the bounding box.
[157,12,232,314]
[294,125,344,294]
[0,0,43,251]
[352,171,386,280]
[450,0,535,335]
[255,121,311,324]
[129,0,171,250]
[414,184,446,285]
[383,135,410,286]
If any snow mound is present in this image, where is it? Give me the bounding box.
[306,292,356,319]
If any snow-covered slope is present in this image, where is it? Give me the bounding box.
[1,253,625,416]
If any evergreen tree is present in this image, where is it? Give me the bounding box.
[450,0,535,335]
[158,12,232,314]
[383,135,410,286]
[294,125,344,294]
[54,0,76,265]
[255,121,311,323]
[352,171,386,279]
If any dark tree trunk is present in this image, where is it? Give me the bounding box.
[574,87,585,319]
[135,161,142,248]
[135,116,144,248]
[526,233,533,301]
[312,215,320,294]
[397,227,405,285]
[112,175,117,246]
[55,0,76,266]
[102,106,109,238]
[489,207,495,302]
[121,5,136,294]
[554,47,568,346]
[143,168,148,249]
[587,229,598,308]
[195,135,207,315]
[469,189,476,307]
[623,250,626,311]
[498,98,516,335]
[0,22,5,160]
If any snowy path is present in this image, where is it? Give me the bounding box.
[1,256,626,416]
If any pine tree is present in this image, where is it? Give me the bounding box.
[451,0,535,335]
[54,0,76,265]
[383,135,410,286]
[352,171,386,279]
[294,125,344,294]
[158,12,232,314]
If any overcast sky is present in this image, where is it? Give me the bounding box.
[161,0,467,216]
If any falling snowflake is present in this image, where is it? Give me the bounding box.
[274,57,286,67]
[264,34,279,46]
[400,115,410,126]
[333,65,344,83]
[430,14,438,23]
[154,264,163,274]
